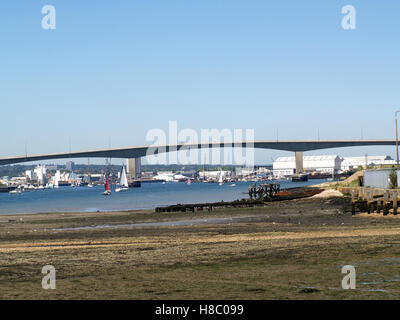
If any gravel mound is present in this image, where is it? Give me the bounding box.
[311,189,343,199]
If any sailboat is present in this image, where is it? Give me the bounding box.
[102,178,111,195]
[218,170,224,186]
[115,166,129,192]
[87,158,94,187]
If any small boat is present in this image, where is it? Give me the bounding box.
[115,166,129,192]
[186,179,191,185]
[229,183,236,187]
[291,174,308,182]
[102,178,111,195]
[70,181,80,187]
[9,186,23,194]
[88,183,94,188]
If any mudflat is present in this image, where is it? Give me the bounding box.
[1,194,400,299]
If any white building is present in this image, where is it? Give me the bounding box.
[273,155,342,177]
[257,167,272,174]
[341,155,395,171]
[235,168,255,176]
[199,171,230,179]
[9,176,27,185]
[153,171,175,181]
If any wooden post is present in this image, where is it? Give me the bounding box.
[393,191,398,215]
[383,191,389,216]
[350,190,356,215]
[370,201,375,214]
[367,190,372,214]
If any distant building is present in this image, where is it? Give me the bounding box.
[341,155,395,171]
[256,167,272,174]
[235,168,255,176]
[153,172,175,181]
[273,155,342,176]
[9,176,27,185]
[89,174,103,182]
[199,170,231,179]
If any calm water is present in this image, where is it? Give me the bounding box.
[0,180,326,214]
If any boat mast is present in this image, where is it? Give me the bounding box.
[88,158,91,183]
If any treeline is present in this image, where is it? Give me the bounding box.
[0,163,272,177]
[0,164,122,176]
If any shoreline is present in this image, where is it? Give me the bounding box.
[0,207,154,217]
[0,187,339,226]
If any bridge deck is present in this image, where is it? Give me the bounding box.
[0,140,396,166]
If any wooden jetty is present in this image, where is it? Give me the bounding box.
[339,187,399,216]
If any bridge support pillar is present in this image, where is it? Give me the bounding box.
[295,151,304,174]
[126,158,142,187]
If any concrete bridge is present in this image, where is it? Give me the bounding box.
[0,139,397,174]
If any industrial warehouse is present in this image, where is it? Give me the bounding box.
[272,155,396,177]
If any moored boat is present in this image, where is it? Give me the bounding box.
[115,166,129,192]
[291,174,308,182]
[102,178,111,195]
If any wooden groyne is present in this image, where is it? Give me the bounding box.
[155,187,324,213]
[339,187,399,216]
[155,199,265,213]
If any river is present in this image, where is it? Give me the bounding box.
[0,179,327,214]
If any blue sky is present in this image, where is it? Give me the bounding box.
[0,1,399,164]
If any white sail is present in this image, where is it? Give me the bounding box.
[218,170,223,184]
[120,166,128,187]
[54,170,60,188]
